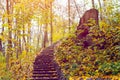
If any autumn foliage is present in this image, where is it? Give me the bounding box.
[55,9,120,79]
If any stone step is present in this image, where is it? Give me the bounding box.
[35,57,53,59]
[34,64,54,66]
[30,77,58,80]
[33,65,54,68]
[33,67,56,70]
[32,76,58,80]
[33,71,57,74]
[33,62,53,64]
[35,58,53,60]
[32,73,58,77]
[35,60,53,62]
[33,70,57,73]
[33,68,56,71]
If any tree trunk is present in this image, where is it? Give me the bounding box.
[15,18,22,58]
[50,1,53,44]
[42,0,48,48]
[27,23,31,52]
[43,24,48,48]
[0,18,5,56]
[92,0,95,8]
[98,0,103,20]
[73,0,80,18]
[0,18,4,54]
[6,0,13,70]
[0,39,2,53]
[68,0,71,32]
[23,24,27,51]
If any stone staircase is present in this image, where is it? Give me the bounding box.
[31,45,65,80]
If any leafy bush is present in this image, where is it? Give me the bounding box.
[99,62,120,75]
[0,51,35,80]
[55,22,120,79]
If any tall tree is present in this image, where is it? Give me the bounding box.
[0,1,4,53]
[42,0,48,48]
[68,0,71,32]
[73,0,80,18]
[98,0,102,20]
[0,39,2,53]
[50,0,53,44]
[6,0,13,70]
[92,0,95,8]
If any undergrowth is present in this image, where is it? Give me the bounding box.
[55,22,120,79]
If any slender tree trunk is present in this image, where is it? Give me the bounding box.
[0,18,4,53]
[37,18,41,49]
[16,19,18,58]
[98,0,102,20]
[50,1,53,44]
[15,36,18,59]
[42,0,48,48]
[92,0,95,8]
[27,23,31,52]
[0,39,2,53]
[43,24,48,48]
[83,0,86,12]
[6,0,12,70]
[37,19,39,48]
[61,15,66,38]
[1,18,5,56]
[15,18,21,58]
[18,37,22,54]
[68,0,71,32]
[23,24,27,51]
[73,0,80,18]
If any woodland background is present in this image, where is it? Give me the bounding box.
[0,0,120,80]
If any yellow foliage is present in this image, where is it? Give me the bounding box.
[69,76,80,80]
